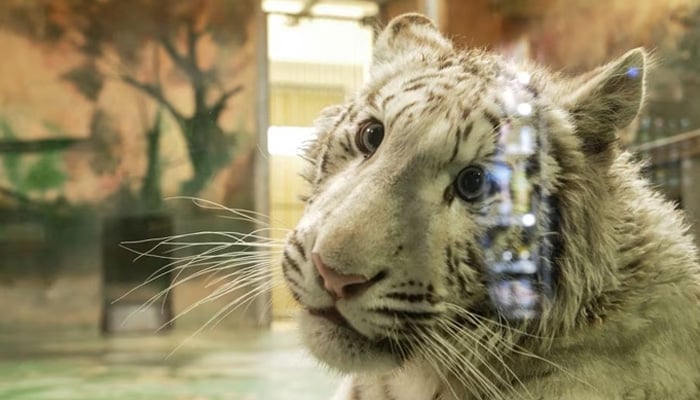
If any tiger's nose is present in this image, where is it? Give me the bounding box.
[312,253,374,299]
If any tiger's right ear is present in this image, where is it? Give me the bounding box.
[372,13,453,68]
[560,48,647,159]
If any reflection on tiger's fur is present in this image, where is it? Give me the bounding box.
[281,13,700,400]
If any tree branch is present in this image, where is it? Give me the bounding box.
[120,75,185,123]
[209,85,244,119]
[159,35,189,72]
[186,22,201,71]
[0,138,87,153]
[158,30,204,83]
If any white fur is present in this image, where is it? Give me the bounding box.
[282,13,700,400]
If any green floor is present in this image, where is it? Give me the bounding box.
[0,323,341,400]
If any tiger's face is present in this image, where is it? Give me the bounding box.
[282,14,646,373]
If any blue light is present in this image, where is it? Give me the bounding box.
[626,67,640,79]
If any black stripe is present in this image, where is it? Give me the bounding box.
[448,133,461,163]
[438,82,453,91]
[348,109,359,123]
[368,307,438,320]
[319,147,330,174]
[443,184,455,204]
[464,240,483,274]
[344,134,357,157]
[281,263,305,297]
[426,99,444,115]
[620,259,644,274]
[484,111,501,134]
[449,123,473,163]
[402,73,440,88]
[384,292,437,304]
[332,107,351,130]
[339,140,352,154]
[288,289,302,302]
[392,101,418,126]
[403,83,426,92]
[456,272,468,294]
[462,107,472,120]
[439,59,454,70]
[366,91,377,109]
[283,250,302,275]
[381,94,396,109]
[525,152,540,178]
[289,233,307,261]
[285,277,305,294]
[461,121,474,141]
[445,245,456,273]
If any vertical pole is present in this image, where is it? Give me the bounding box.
[253,3,272,328]
[424,0,439,21]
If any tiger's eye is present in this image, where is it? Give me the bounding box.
[356,120,385,155]
[455,165,490,202]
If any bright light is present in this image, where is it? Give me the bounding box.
[267,126,317,156]
[502,251,513,261]
[517,102,532,116]
[262,0,304,14]
[522,213,536,227]
[267,14,374,65]
[517,71,531,85]
[312,3,378,19]
[502,88,516,109]
[519,125,534,153]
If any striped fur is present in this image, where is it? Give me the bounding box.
[285,13,700,400]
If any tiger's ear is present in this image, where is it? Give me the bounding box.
[562,48,647,157]
[372,13,453,69]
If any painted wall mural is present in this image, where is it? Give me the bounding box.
[0,0,262,332]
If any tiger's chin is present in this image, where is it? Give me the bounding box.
[298,310,405,373]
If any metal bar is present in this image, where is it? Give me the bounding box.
[253,3,273,328]
[266,10,377,24]
[630,129,700,152]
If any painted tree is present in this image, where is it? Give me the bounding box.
[0,0,256,196]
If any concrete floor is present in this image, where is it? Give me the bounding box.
[0,322,341,400]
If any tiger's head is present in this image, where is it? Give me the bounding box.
[282,13,648,373]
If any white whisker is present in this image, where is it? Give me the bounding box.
[165,196,281,227]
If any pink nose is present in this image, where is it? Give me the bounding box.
[312,253,370,299]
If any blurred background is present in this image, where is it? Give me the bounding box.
[0,0,699,399]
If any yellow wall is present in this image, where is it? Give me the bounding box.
[268,155,309,318]
[266,13,373,319]
[268,84,345,318]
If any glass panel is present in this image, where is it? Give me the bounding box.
[0,0,261,335]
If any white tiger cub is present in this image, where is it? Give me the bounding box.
[281,13,700,400]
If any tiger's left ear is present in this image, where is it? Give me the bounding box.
[372,13,453,69]
[562,48,647,156]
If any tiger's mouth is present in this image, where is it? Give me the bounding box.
[307,306,353,330]
[300,305,412,372]
[305,306,404,352]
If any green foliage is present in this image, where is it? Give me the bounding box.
[0,117,66,195]
[0,0,255,197]
[0,118,22,186]
[23,153,66,193]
